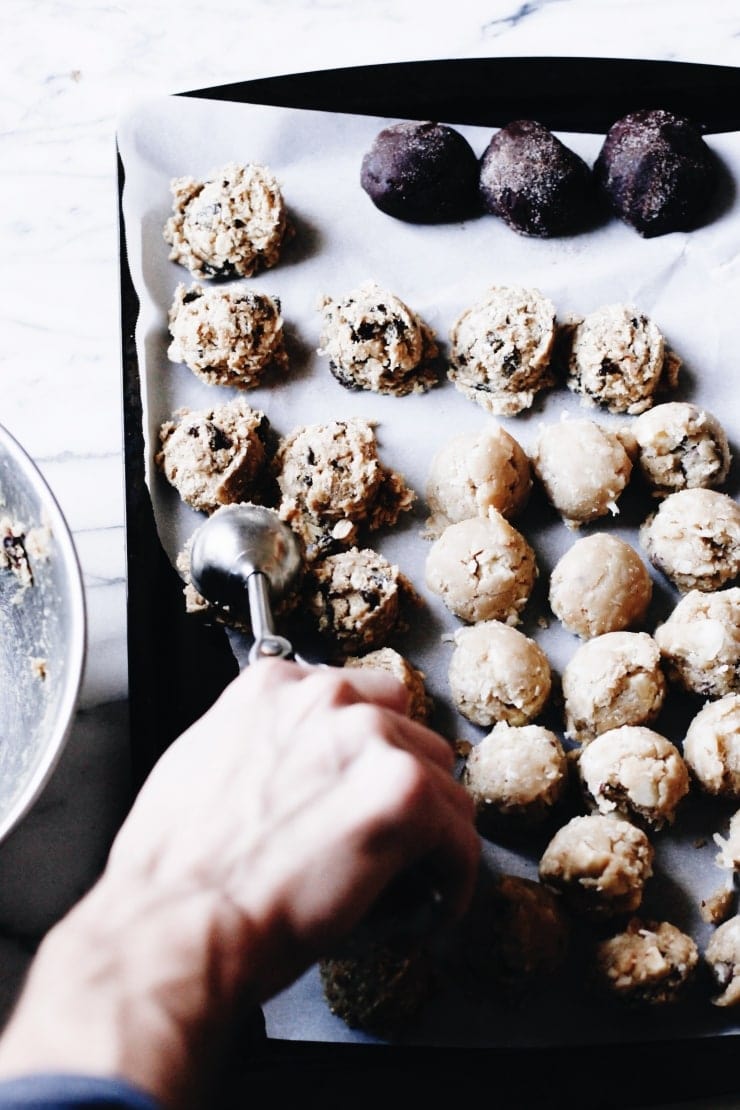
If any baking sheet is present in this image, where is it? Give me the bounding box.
[117,91,740,1049]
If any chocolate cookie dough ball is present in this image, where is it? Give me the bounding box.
[577,725,690,831]
[567,303,679,415]
[539,813,654,919]
[706,915,740,1007]
[425,513,538,626]
[632,402,732,496]
[163,162,288,279]
[360,120,480,223]
[448,621,552,728]
[531,418,633,529]
[344,647,431,724]
[640,488,740,593]
[653,588,740,698]
[448,285,557,416]
[562,631,667,743]
[306,546,406,656]
[319,936,434,1034]
[549,533,653,638]
[167,283,288,388]
[316,281,440,396]
[463,720,567,827]
[425,423,531,533]
[594,108,719,238]
[478,119,594,237]
[683,694,740,798]
[594,918,699,1006]
[156,398,270,514]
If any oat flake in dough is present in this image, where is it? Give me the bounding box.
[306,546,406,657]
[549,533,653,638]
[640,487,740,594]
[531,418,633,528]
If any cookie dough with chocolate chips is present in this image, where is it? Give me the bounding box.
[594,918,699,1006]
[640,488,740,593]
[549,533,653,638]
[632,401,732,496]
[306,546,407,657]
[463,720,567,827]
[531,418,633,528]
[344,647,431,724]
[683,694,740,798]
[706,914,740,1007]
[448,620,552,728]
[653,587,740,698]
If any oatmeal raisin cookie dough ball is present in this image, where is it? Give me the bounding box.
[640,488,740,593]
[706,914,740,1007]
[594,918,699,1006]
[425,513,538,626]
[344,647,431,724]
[163,162,288,279]
[448,285,557,416]
[683,694,740,798]
[577,725,690,831]
[549,533,653,638]
[653,588,740,698]
[531,418,633,529]
[167,283,288,388]
[632,401,731,496]
[562,631,667,743]
[539,813,654,919]
[448,620,552,728]
[463,720,567,827]
[317,280,440,396]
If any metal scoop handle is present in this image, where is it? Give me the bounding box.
[246,572,294,665]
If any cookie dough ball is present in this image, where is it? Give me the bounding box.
[706,915,740,1007]
[594,108,719,238]
[448,621,552,728]
[276,418,414,557]
[425,513,537,626]
[562,631,667,743]
[478,119,594,237]
[715,808,740,872]
[344,647,431,724]
[683,694,740,798]
[448,286,557,416]
[306,546,405,656]
[577,725,690,831]
[163,162,288,279]
[531,418,633,528]
[594,918,699,1006]
[360,120,480,223]
[567,303,679,416]
[654,588,740,698]
[463,720,567,827]
[640,488,740,593]
[319,937,434,1035]
[317,281,439,396]
[549,533,653,638]
[632,402,731,496]
[539,813,654,919]
[425,423,531,533]
[167,283,288,388]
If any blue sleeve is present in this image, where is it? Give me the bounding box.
[0,1074,160,1109]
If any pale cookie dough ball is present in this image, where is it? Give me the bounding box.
[683,694,740,798]
[594,918,698,1006]
[714,807,740,872]
[632,401,731,496]
[567,303,679,415]
[640,488,740,593]
[344,647,431,724]
[167,283,288,388]
[531,418,633,528]
[463,720,567,826]
[653,588,740,698]
[549,533,653,638]
[306,546,405,656]
[448,285,557,416]
[577,725,690,831]
[317,281,440,396]
[156,398,270,514]
[425,514,537,626]
[448,621,552,728]
[562,631,666,743]
[276,419,414,558]
[706,915,740,1007]
[539,813,654,919]
[425,423,531,533]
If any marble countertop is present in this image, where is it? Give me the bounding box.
[1,0,739,1099]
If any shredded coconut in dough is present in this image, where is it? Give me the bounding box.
[531,417,633,528]
[549,532,653,638]
[640,487,740,593]
[463,720,567,825]
[683,694,740,798]
[706,915,740,1007]
[632,401,731,496]
[594,918,698,1005]
[448,620,552,727]
[344,647,431,724]
[653,587,740,698]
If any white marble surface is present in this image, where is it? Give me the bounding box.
[0,0,739,1091]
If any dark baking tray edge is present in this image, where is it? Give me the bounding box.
[118,57,740,1107]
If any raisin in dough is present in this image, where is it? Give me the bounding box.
[549,533,653,638]
[448,620,551,728]
[156,398,270,514]
[306,546,406,656]
[632,401,731,496]
[562,631,666,743]
[567,303,679,415]
[167,283,288,388]
[577,725,690,831]
[317,281,439,396]
[448,286,557,416]
[594,918,698,1005]
[654,588,740,698]
[531,418,633,528]
[706,915,740,1007]
[425,513,537,626]
[463,720,567,827]
[163,162,288,279]
[683,694,740,798]
[640,488,740,593]
[344,647,431,724]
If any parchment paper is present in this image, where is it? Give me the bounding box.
[117,93,740,1048]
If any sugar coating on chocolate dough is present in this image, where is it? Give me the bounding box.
[549,533,653,638]
[531,418,633,529]
[653,587,740,698]
[640,488,740,593]
[448,620,552,728]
